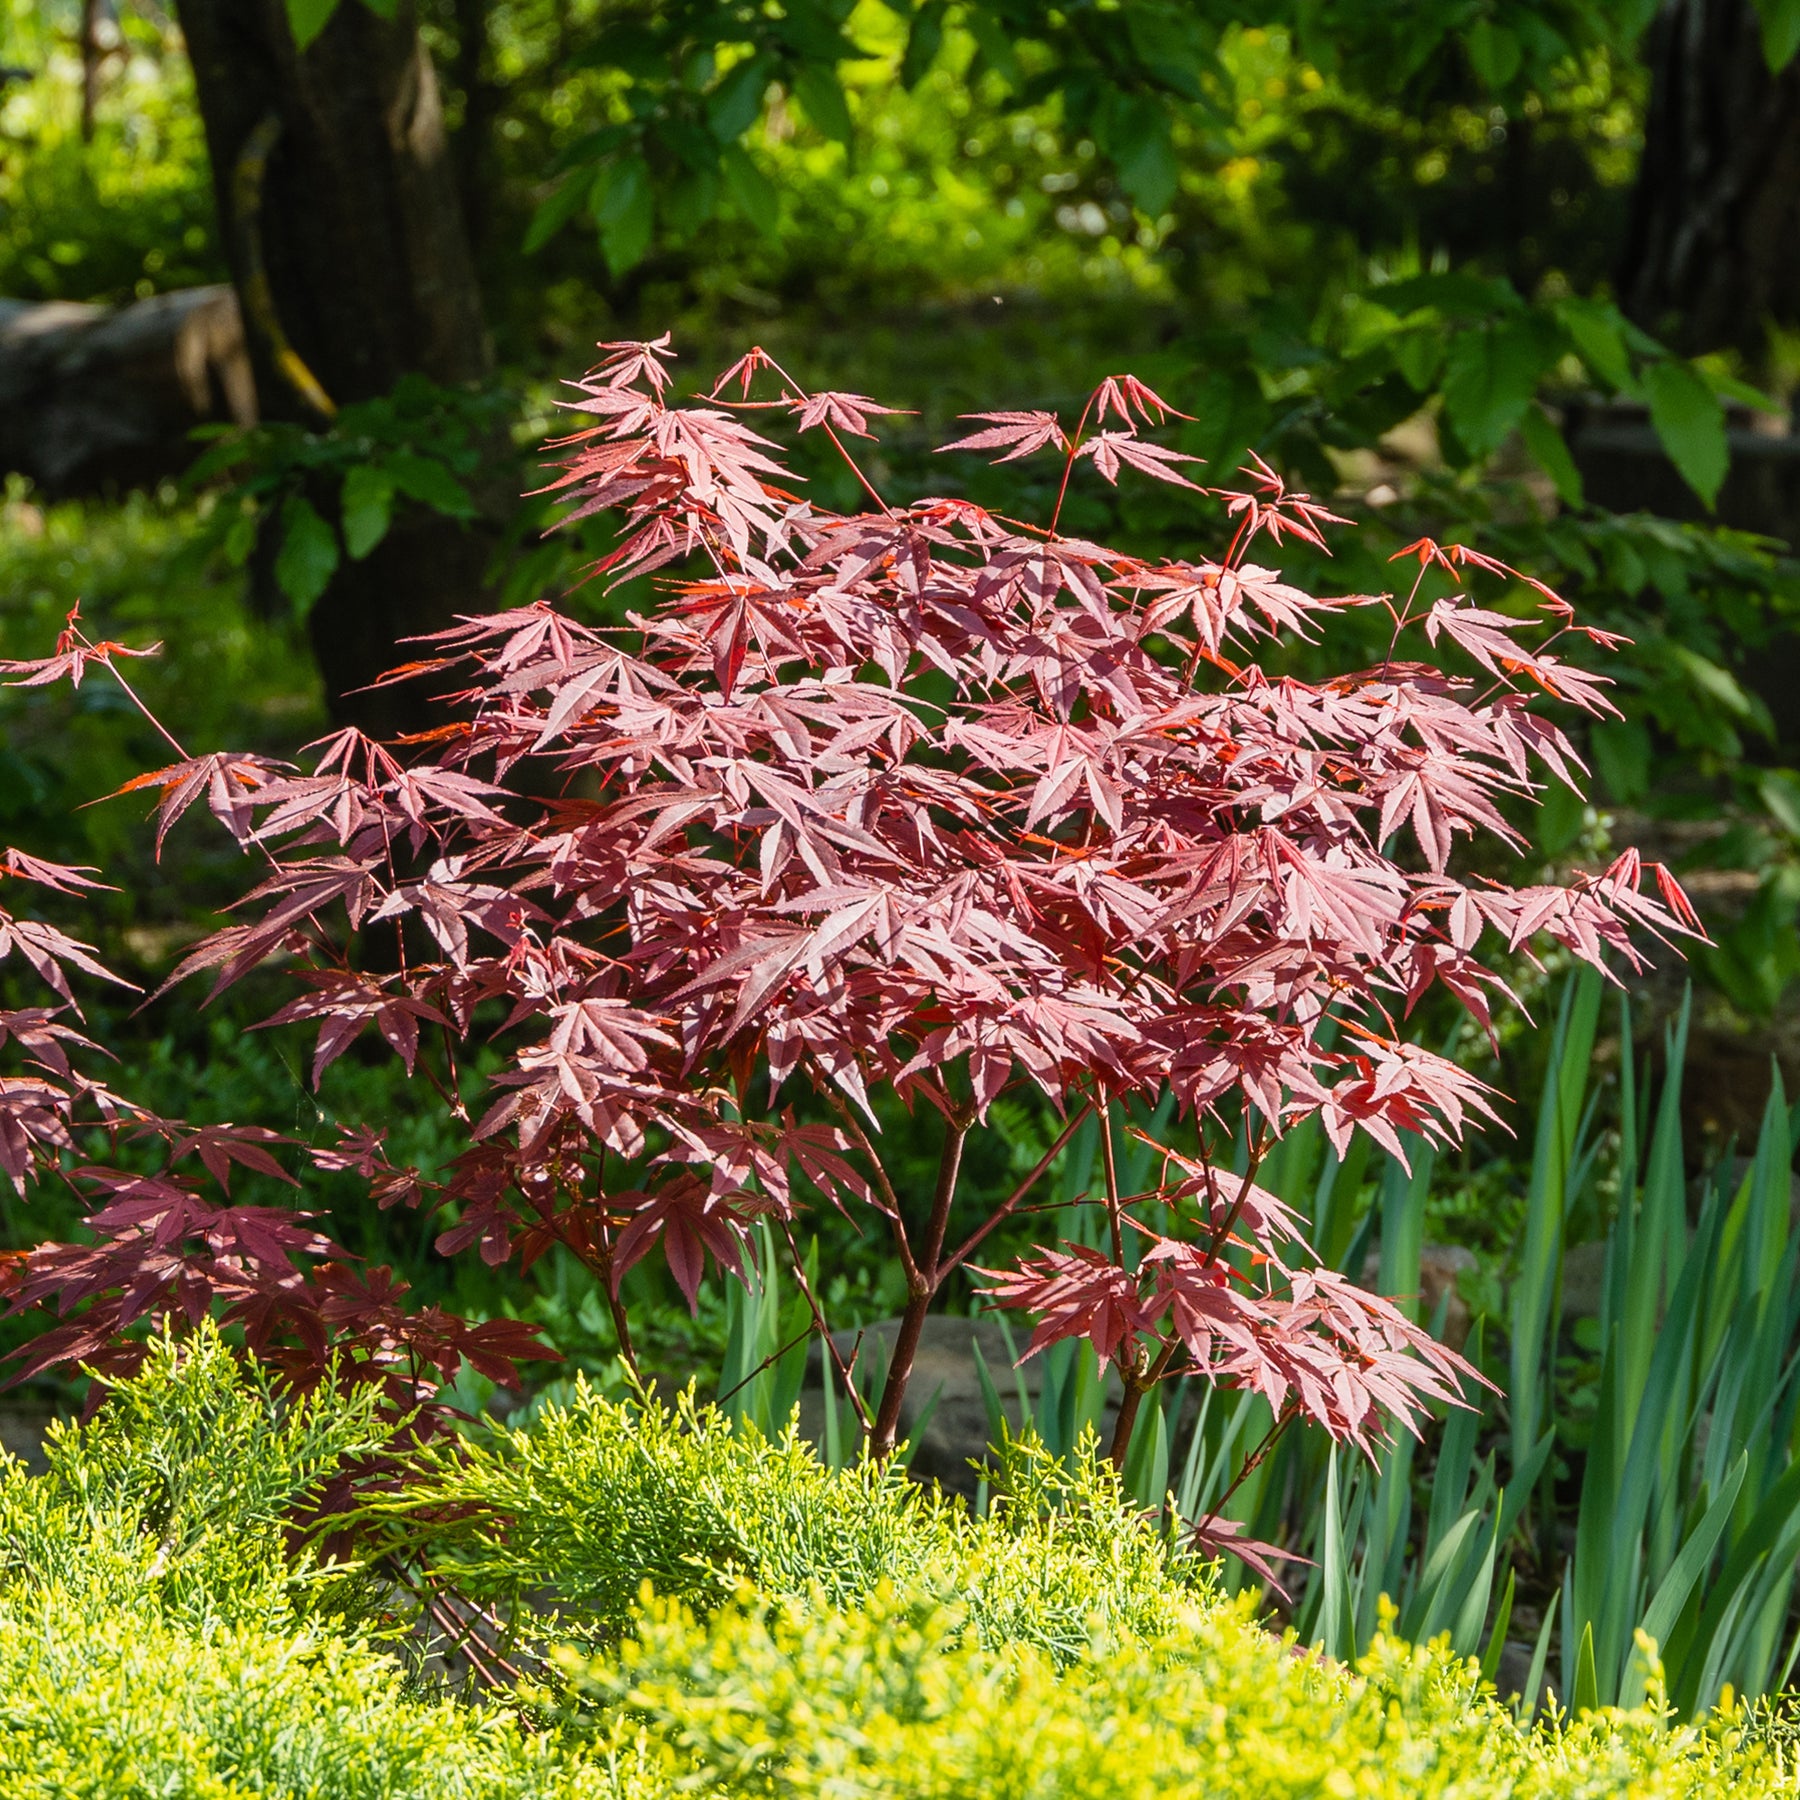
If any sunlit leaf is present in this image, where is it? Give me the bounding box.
[793,66,853,147]
[1519,402,1583,507]
[1441,316,1561,458]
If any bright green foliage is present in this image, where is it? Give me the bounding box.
[0,1327,1789,1797]
[0,1325,389,1630]
[183,375,492,618]
[570,1584,1785,1800]
[0,1327,629,1797]
[362,1382,1192,1663]
[0,3,220,303]
[0,1613,631,1800]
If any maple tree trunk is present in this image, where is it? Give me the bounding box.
[178,0,504,733]
[1108,1376,1145,1469]
[869,1119,969,1460]
[1620,0,1800,357]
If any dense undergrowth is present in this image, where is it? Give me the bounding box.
[0,1325,1791,1799]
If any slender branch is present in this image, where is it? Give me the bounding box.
[819,419,897,518]
[1207,1399,1297,1519]
[755,350,896,517]
[1098,1093,1124,1262]
[715,1325,812,1408]
[94,654,190,763]
[779,1218,873,1435]
[1199,1125,1270,1271]
[920,1112,970,1276]
[1378,560,1431,682]
[1049,394,1098,535]
[584,1156,640,1380]
[937,1098,1096,1280]
[870,1110,970,1459]
[815,1082,917,1282]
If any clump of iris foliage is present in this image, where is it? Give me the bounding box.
[0,1323,1789,1799]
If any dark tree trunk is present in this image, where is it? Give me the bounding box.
[177,0,506,736]
[450,0,500,266]
[1620,0,1800,357]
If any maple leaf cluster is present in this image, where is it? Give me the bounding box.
[0,337,1697,1571]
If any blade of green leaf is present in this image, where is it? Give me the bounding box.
[792,65,853,146]
[1519,402,1584,507]
[1572,1619,1599,1714]
[720,144,780,237]
[1481,1566,1516,1686]
[1517,1586,1558,1722]
[1622,1452,1748,1706]
[590,154,655,276]
[273,494,339,613]
[340,465,394,562]
[1451,1513,1502,1660]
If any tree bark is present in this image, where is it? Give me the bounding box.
[177,0,505,736]
[1620,0,1800,357]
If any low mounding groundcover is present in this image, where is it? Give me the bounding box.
[0,1329,1788,1799]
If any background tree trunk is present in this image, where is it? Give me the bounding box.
[1620,0,1800,358]
[177,0,505,735]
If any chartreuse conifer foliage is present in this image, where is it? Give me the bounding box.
[0,335,1698,1569]
[0,1330,1790,1798]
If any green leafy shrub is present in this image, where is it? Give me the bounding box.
[363,1382,1192,1664]
[0,1323,388,1630]
[572,1585,1784,1800]
[0,1329,1789,1798]
[0,1612,636,1800]
[0,1325,636,1798]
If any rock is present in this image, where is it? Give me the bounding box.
[1494,1635,1555,1714]
[1560,1240,1610,1322]
[0,285,255,497]
[800,1314,1121,1499]
[0,1403,54,1475]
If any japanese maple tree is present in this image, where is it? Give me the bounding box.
[0,336,1696,1566]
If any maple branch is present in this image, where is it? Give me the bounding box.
[778,1217,873,1436]
[818,419,896,518]
[758,350,895,517]
[938,1099,1097,1281]
[1199,1127,1271,1272]
[715,1324,811,1407]
[1206,1399,1297,1520]
[1048,393,1097,535]
[1098,1093,1124,1263]
[585,1155,640,1379]
[1379,560,1431,682]
[1109,1351,1148,1471]
[1107,1331,1186,1470]
[870,1108,970,1459]
[85,644,190,764]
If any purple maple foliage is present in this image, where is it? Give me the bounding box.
[0,339,1696,1565]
